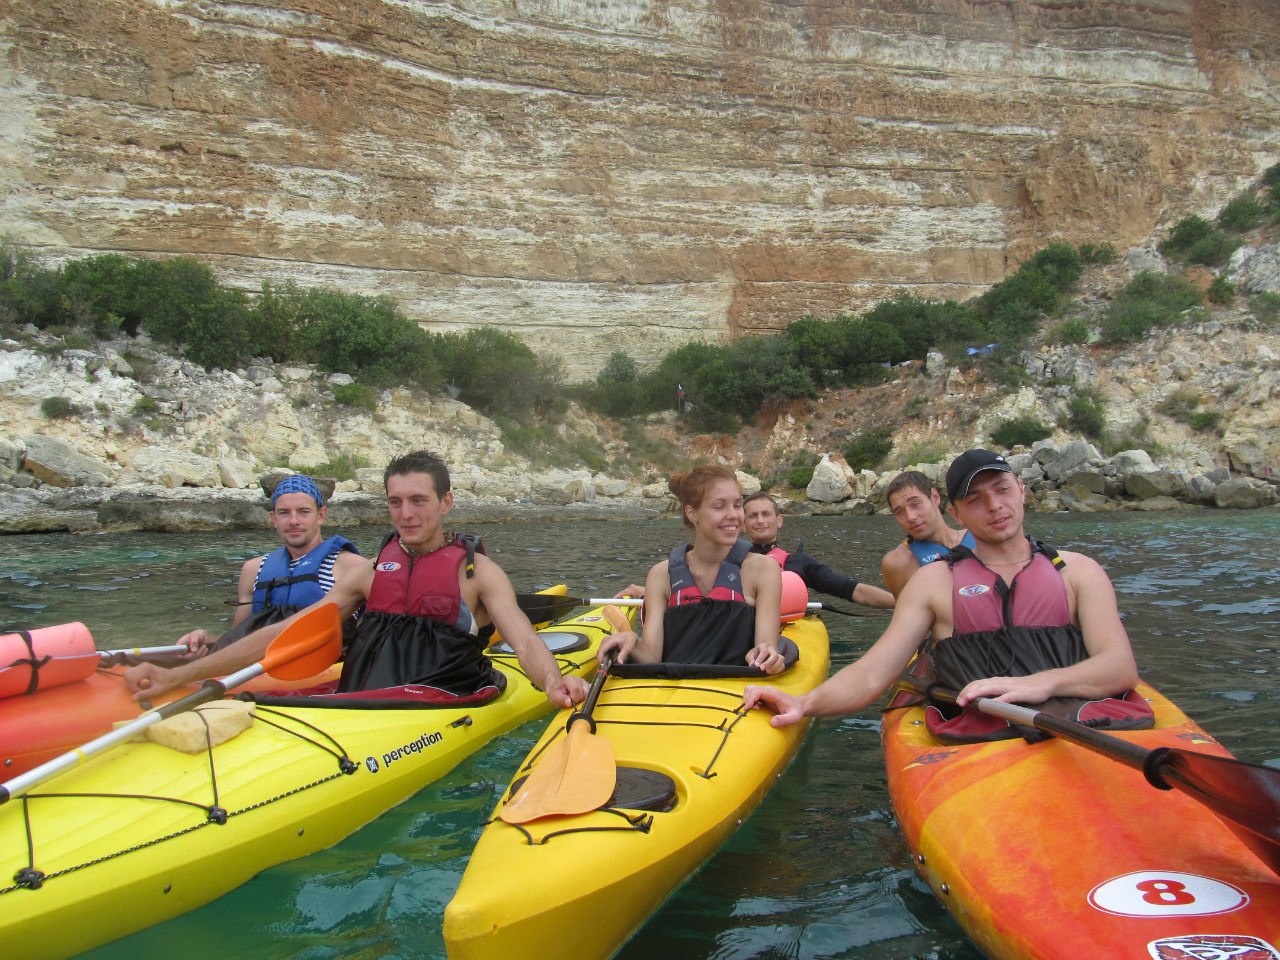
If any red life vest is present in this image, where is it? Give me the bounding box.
[950,545,1070,633]
[365,534,483,629]
[667,540,750,606]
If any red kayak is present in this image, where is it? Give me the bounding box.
[883,682,1280,959]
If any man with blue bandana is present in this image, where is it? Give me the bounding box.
[127,452,589,710]
[179,473,365,657]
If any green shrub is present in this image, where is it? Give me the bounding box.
[1078,243,1117,265]
[434,328,564,422]
[1066,388,1105,440]
[132,395,160,415]
[332,382,377,411]
[1158,215,1241,267]
[1187,410,1222,432]
[1207,275,1235,305]
[1054,318,1090,345]
[974,243,1082,342]
[1250,292,1280,325]
[1263,163,1280,188]
[1217,193,1266,232]
[844,427,894,471]
[0,237,62,328]
[1101,271,1203,343]
[307,452,370,481]
[1157,388,1221,433]
[40,396,80,419]
[591,351,646,418]
[786,451,819,489]
[859,294,985,364]
[991,416,1051,449]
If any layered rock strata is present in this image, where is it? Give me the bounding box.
[2,1,1278,375]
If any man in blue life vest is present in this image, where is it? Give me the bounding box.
[880,470,976,597]
[742,492,895,609]
[125,451,590,710]
[745,449,1147,738]
[178,473,366,658]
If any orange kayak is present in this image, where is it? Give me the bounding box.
[0,664,339,776]
[883,682,1280,960]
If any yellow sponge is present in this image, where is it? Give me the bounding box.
[144,700,256,753]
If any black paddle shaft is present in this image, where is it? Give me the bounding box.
[914,680,1280,877]
[566,655,614,736]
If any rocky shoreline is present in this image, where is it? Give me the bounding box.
[1,435,1274,537]
[2,320,1277,536]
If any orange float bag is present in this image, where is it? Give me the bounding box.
[0,622,97,699]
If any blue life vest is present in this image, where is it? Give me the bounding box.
[251,535,358,612]
[906,530,976,567]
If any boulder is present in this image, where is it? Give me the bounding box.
[1125,469,1186,500]
[217,458,255,490]
[1214,478,1277,509]
[1110,449,1157,476]
[1041,440,1102,481]
[735,470,762,496]
[21,434,114,487]
[806,454,853,503]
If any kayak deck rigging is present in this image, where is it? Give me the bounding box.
[2,645,596,900]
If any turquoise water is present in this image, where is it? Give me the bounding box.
[2,510,1277,959]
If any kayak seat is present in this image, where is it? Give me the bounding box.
[489,630,592,656]
[240,675,506,710]
[610,636,799,680]
[509,766,677,813]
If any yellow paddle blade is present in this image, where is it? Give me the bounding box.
[262,602,343,680]
[500,721,616,824]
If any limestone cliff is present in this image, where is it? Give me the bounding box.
[2,1,1278,375]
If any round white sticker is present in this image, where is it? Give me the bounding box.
[1088,871,1248,918]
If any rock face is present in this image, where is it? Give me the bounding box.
[3,2,1278,376]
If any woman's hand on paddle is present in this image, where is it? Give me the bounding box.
[124,662,181,702]
[743,685,805,727]
[613,584,645,599]
[746,643,785,675]
[599,630,637,665]
[546,674,590,709]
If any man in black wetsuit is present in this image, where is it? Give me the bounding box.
[743,493,894,609]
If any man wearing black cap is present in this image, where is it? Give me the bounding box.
[745,448,1146,737]
[177,473,365,658]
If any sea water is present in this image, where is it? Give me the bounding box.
[2,510,1275,959]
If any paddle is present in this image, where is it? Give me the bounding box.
[908,680,1280,875]
[514,593,822,623]
[0,602,343,805]
[498,606,631,824]
[96,644,192,666]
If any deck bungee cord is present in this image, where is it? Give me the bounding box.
[1,700,361,895]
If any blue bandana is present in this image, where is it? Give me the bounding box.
[271,474,323,509]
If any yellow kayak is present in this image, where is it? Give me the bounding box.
[443,613,831,960]
[0,598,622,960]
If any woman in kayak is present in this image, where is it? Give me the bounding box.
[601,465,786,674]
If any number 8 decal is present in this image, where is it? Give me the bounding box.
[1089,871,1248,918]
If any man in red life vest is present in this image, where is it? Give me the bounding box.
[125,451,590,709]
[742,492,895,609]
[745,449,1145,737]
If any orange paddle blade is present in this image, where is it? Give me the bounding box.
[262,603,343,680]
[602,604,633,633]
[499,720,616,824]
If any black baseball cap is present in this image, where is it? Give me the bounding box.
[946,449,1014,502]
